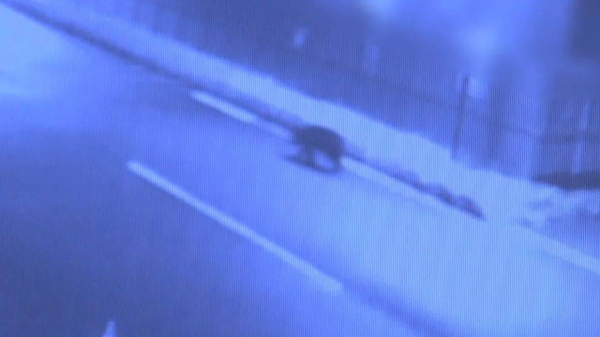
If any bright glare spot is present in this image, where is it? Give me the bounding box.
[463,25,499,60]
[358,0,399,22]
[293,27,309,49]
[102,321,117,337]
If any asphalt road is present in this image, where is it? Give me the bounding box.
[0,6,432,337]
[2,5,600,337]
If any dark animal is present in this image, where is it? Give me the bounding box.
[291,125,345,173]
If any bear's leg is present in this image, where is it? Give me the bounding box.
[298,144,315,166]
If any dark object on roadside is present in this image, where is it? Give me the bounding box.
[290,125,345,173]
[423,184,485,219]
[392,169,426,191]
[426,184,455,205]
[534,171,600,191]
[453,195,485,219]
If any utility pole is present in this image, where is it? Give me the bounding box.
[572,99,593,174]
[452,74,470,160]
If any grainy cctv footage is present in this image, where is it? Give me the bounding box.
[1,1,599,336]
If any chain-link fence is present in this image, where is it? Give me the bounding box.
[457,83,600,179]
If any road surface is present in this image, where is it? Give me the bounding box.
[2,4,600,337]
[0,6,432,337]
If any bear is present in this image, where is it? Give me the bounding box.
[290,125,345,173]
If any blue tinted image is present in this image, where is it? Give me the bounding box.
[1,0,599,336]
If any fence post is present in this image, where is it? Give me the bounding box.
[572,99,593,173]
[452,74,470,160]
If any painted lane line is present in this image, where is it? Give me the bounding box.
[190,90,293,140]
[259,122,293,139]
[522,230,600,277]
[127,160,344,294]
[343,158,451,214]
[191,90,257,124]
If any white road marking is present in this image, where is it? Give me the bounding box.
[520,228,600,276]
[259,121,293,139]
[127,160,344,294]
[343,158,451,214]
[191,90,257,124]
[190,90,293,139]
